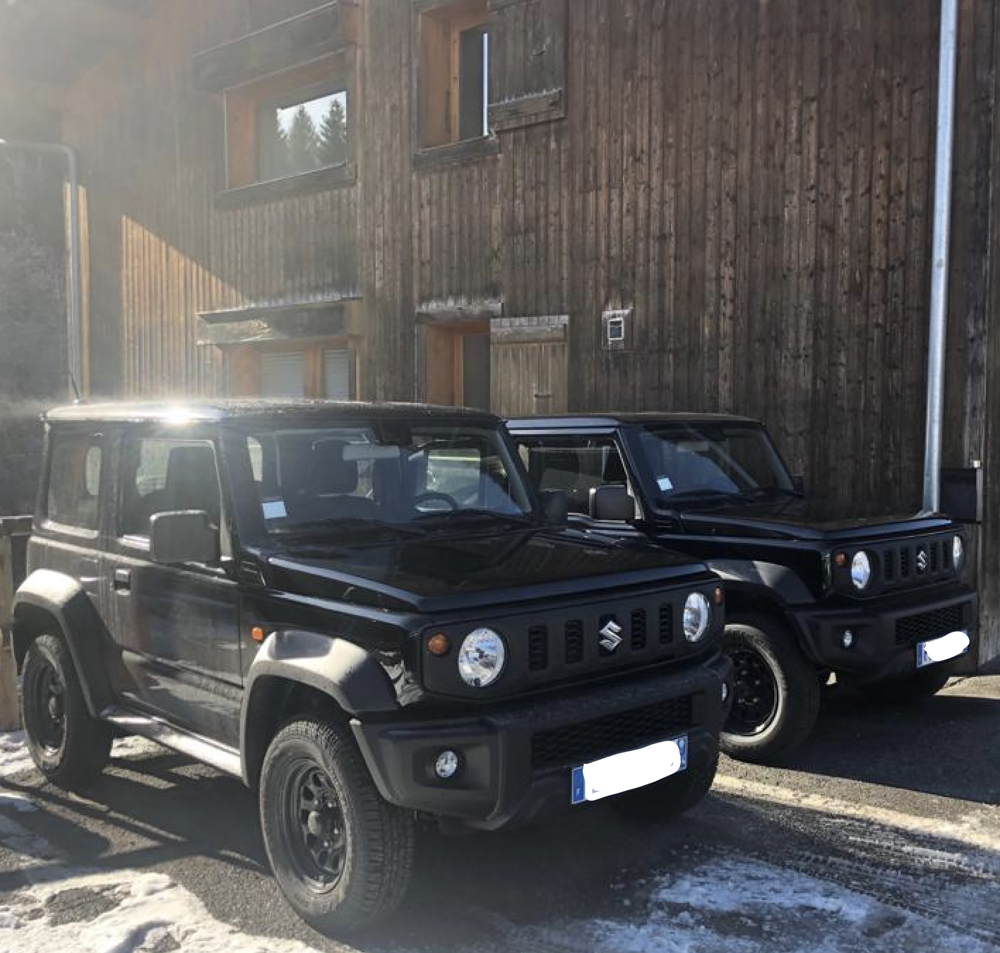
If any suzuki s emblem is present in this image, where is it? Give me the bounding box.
[599,618,623,653]
[916,547,929,573]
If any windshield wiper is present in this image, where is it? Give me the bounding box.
[659,488,743,503]
[412,508,534,527]
[277,517,426,539]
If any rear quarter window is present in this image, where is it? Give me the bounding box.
[45,433,103,532]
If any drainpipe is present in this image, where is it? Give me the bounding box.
[921,0,960,513]
[0,138,83,400]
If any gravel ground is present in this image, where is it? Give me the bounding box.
[0,675,998,953]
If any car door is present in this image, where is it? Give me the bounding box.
[102,427,242,747]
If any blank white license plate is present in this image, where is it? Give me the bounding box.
[571,736,687,805]
[916,630,970,669]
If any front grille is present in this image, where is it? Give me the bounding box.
[877,535,956,592]
[630,609,647,650]
[659,604,674,643]
[895,604,966,647]
[564,620,584,664]
[532,695,695,769]
[528,626,548,671]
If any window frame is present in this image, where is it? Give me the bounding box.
[219,50,357,207]
[515,430,645,523]
[411,0,500,168]
[115,430,226,554]
[39,428,107,539]
[228,339,357,400]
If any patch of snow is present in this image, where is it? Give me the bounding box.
[0,730,33,779]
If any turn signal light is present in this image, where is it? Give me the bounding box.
[427,633,451,656]
[713,586,725,606]
[250,626,266,643]
[833,552,848,568]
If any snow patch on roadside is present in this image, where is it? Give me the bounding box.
[0,730,32,779]
[0,868,330,953]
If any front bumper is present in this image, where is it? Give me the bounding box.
[791,585,978,682]
[351,653,732,830]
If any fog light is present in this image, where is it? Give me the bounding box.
[434,750,460,779]
[841,629,855,649]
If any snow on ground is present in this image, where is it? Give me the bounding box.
[2,728,999,953]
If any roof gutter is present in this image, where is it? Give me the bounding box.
[0,138,83,401]
[921,0,960,513]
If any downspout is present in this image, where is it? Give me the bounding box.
[921,0,960,513]
[0,138,83,400]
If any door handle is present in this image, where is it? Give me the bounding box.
[113,568,132,592]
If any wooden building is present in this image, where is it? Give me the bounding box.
[1,0,999,669]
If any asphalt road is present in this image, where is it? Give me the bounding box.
[2,676,999,952]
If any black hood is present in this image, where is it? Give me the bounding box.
[264,525,708,613]
[669,495,954,542]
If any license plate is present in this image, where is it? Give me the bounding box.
[916,630,970,669]
[571,735,687,805]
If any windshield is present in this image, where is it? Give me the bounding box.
[631,423,794,505]
[238,420,536,534]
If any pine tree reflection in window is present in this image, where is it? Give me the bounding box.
[256,88,348,182]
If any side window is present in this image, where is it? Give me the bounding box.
[45,434,103,531]
[120,438,222,538]
[518,437,629,517]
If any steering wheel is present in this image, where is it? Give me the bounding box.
[412,491,460,513]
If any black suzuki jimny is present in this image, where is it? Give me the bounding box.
[13,401,730,934]
[509,413,978,763]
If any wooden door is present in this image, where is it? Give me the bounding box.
[490,315,569,416]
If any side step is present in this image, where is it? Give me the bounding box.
[102,707,243,779]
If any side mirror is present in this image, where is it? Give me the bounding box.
[150,511,220,565]
[791,475,805,495]
[590,484,636,522]
[539,490,569,524]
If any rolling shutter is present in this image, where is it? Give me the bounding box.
[259,351,306,398]
[323,348,352,400]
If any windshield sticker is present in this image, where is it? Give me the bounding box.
[262,500,288,520]
[657,476,673,491]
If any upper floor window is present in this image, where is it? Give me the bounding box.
[226,57,352,189]
[417,0,490,149]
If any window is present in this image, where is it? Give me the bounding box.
[120,438,222,538]
[417,0,490,149]
[46,434,103,531]
[518,436,630,517]
[252,344,354,400]
[225,56,352,190]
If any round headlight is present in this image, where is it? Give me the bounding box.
[683,592,711,642]
[851,551,872,590]
[457,627,506,688]
[953,535,964,572]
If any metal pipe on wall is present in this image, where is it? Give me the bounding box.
[922,0,960,513]
[0,138,83,401]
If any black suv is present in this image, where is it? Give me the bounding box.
[509,413,978,763]
[13,401,730,934]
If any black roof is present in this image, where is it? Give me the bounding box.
[507,412,762,428]
[46,399,501,425]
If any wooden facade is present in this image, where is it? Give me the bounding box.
[2,0,1000,668]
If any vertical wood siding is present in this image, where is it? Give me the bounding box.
[56,0,1000,664]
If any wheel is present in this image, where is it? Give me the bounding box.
[613,738,719,823]
[259,717,415,935]
[20,633,113,787]
[720,614,820,764]
[857,666,952,705]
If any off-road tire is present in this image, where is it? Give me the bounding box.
[613,738,719,823]
[20,633,113,787]
[259,717,415,935]
[720,614,820,764]
[857,666,952,705]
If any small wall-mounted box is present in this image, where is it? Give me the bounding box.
[602,308,633,351]
[941,464,983,523]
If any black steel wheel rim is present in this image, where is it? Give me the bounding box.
[726,646,780,736]
[26,658,66,754]
[281,760,348,893]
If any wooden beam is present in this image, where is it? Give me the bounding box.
[193,1,359,93]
